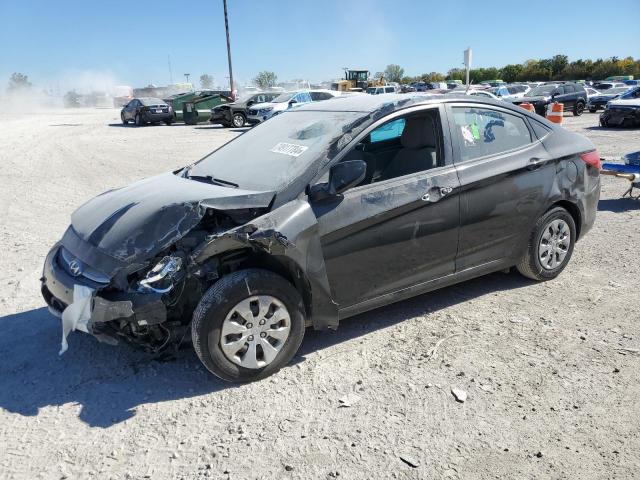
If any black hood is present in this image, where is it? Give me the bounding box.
[512,96,550,104]
[70,172,274,263]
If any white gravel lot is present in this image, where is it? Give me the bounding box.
[0,108,639,480]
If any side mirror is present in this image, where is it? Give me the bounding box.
[247,100,254,106]
[288,99,297,106]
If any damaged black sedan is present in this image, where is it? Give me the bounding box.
[42,94,600,382]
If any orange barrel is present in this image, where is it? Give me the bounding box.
[546,102,564,124]
[519,102,535,114]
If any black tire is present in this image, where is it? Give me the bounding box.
[588,107,597,113]
[164,119,173,125]
[135,113,144,126]
[121,113,128,125]
[516,206,576,281]
[192,269,305,382]
[232,112,246,128]
[573,101,585,116]
[600,117,608,127]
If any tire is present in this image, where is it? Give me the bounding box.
[192,269,305,382]
[516,206,576,281]
[232,112,246,128]
[573,101,585,116]
[588,108,597,113]
[164,119,173,125]
[600,117,608,127]
[121,113,128,125]
[135,113,144,126]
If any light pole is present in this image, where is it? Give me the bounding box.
[223,0,235,98]
[184,73,190,84]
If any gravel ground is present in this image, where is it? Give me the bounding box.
[0,108,639,480]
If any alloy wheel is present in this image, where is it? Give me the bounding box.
[220,295,291,369]
[538,219,571,270]
[232,113,245,127]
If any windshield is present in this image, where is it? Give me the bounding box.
[527,85,556,97]
[186,110,364,191]
[619,87,640,100]
[608,87,629,95]
[140,97,165,106]
[272,93,294,103]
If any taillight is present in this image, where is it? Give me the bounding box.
[580,150,602,170]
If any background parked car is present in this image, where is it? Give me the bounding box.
[489,84,531,100]
[246,91,313,124]
[210,91,281,127]
[593,82,627,91]
[367,85,397,95]
[587,87,631,112]
[121,97,172,126]
[585,87,601,98]
[511,82,587,116]
[600,86,640,127]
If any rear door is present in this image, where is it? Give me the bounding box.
[447,102,555,270]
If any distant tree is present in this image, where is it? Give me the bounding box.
[384,64,404,83]
[446,68,465,81]
[200,74,214,89]
[500,64,523,83]
[63,90,81,108]
[373,71,385,80]
[8,72,32,91]
[253,71,277,89]
[550,55,569,78]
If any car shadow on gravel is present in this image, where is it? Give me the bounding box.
[598,197,640,212]
[0,271,532,428]
[0,307,234,428]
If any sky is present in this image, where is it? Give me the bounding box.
[1,0,639,92]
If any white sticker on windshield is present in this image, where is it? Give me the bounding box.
[270,142,308,157]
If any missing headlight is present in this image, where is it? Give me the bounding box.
[138,256,183,294]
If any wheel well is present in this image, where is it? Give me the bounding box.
[552,200,582,239]
[218,250,313,322]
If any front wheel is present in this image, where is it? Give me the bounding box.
[191,269,306,382]
[121,113,128,125]
[232,112,246,128]
[516,207,576,281]
[573,101,585,116]
[135,113,144,126]
[588,107,597,113]
[164,119,173,125]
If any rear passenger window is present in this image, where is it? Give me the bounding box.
[564,85,575,93]
[370,118,405,143]
[451,107,532,161]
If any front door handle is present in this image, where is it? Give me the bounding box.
[421,186,454,202]
[527,157,544,170]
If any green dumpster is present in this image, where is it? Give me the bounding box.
[166,90,231,123]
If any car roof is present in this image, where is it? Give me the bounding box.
[295,92,531,116]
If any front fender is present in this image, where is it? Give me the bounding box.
[191,200,339,330]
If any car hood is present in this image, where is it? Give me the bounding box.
[608,98,640,107]
[250,101,288,112]
[590,94,617,101]
[70,171,275,263]
[512,96,550,103]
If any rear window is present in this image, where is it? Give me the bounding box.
[451,106,532,161]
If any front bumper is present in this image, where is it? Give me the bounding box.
[600,108,640,126]
[41,246,167,343]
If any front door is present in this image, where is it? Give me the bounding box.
[311,106,460,308]
[447,103,555,271]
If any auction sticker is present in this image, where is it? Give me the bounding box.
[270,142,308,157]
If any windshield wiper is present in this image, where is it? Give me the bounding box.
[186,174,239,188]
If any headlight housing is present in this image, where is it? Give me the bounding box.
[138,256,183,293]
[258,107,273,115]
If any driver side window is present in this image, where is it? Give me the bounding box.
[340,109,443,187]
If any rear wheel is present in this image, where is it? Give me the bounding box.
[232,112,246,128]
[191,269,305,382]
[516,207,576,281]
[164,119,173,125]
[588,107,597,113]
[573,101,585,116]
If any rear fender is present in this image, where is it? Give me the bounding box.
[191,200,339,330]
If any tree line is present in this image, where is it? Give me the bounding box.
[389,55,640,85]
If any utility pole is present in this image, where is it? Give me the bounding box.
[168,54,173,84]
[464,47,472,90]
[223,0,235,98]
